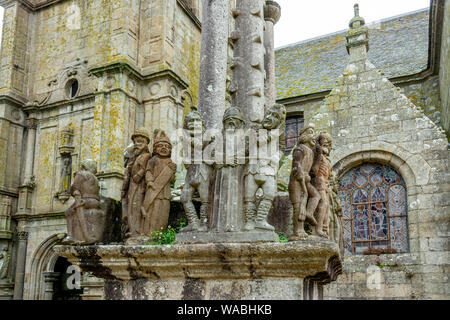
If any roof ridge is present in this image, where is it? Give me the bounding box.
[275,7,429,50]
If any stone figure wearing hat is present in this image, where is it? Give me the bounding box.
[243,104,286,231]
[142,130,177,233]
[62,159,105,245]
[121,127,152,240]
[180,107,214,232]
[288,124,320,240]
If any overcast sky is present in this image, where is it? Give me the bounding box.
[0,0,431,49]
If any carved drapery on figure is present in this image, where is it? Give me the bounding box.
[62,159,106,245]
[0,247,10,279]
[121,128,152,243]
[142,131,176,233]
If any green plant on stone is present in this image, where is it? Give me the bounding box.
[278,234,289,243]
[148,218,188,245]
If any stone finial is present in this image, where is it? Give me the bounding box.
[349,3,365,29]
[264,1,281,24]
[346,3,369,54]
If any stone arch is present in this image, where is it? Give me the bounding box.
[332,147,425,253]
[26,234,64,300]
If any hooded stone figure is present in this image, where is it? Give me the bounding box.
[142,130,177,233]
[62,159,105,245]
[121,127,152,241]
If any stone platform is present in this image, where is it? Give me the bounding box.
[54,239,342,300]
[175,230,279,244]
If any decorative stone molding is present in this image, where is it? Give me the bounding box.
[264,1,281,24]
[17,231,29,241]
[54,240,342,300]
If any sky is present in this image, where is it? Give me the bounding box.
[0,0,431,49]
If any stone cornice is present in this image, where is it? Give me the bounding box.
[54,240,342,282]
[0,0,61,11]
[89,62,189,91]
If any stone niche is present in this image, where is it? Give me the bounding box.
[54,240,342,300]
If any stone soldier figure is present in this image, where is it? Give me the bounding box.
[311,132,333,238]
[121,128,152,241]
[288,124,320,240]
[142,131,177,233]
[180,107,214,232]
[244,103,286,231]
[62,159,105,245]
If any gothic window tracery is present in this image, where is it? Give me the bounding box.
[338,163,409,255]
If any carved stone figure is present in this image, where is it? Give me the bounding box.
[60,156,72,194]
[244,104,286,231]
[181,108,214,232]
[329,173,344,252]
[62,159,105,245]
[210,106,247,232]
[288,124,320,240]
[311,132,333,238]
[121,128,152,241]
[0,247,9,279]
[142,131,177,233]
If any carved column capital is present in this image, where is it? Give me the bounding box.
[17,231,29,241]
[264,1,281,24]
[25,118,38,130]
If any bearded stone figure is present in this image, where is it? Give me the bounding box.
[288,124,320,240]
[311,132,333,238]
[180,107,214,232]
[62,159,105,245]
[121,128,152,241]
[142,131,177,233]
[329,173,344,254]
[244,103,286,231]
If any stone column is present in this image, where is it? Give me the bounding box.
[230,0,267,125]
[197,0,229,130]
[42,272,60,300]
[13,231,28,300]
[263,1,281,109]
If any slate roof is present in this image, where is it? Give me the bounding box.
[275,8,430,100]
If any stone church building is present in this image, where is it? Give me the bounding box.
[0,0,448,300]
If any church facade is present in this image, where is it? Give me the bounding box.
[0,0,448,300]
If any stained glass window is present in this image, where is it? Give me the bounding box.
[285,116,304,154]
[338,163,409,255]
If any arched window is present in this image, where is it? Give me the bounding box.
[338,163,409,255]
[284,115,304,154]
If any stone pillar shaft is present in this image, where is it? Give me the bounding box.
[230,0,266,125]
[263,1,281,108]
[23,119,37,184]
[13,231,28,300]
[198,0,229,130]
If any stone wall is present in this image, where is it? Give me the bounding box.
[307,26,449,299]
[439,0,450,136]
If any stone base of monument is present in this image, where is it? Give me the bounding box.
[54,239,342,300]
[175,230,279,244]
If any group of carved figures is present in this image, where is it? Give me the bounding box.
[62,129,176,245]
[181,103,286,234]
[288,124,343,242]
[62,104,342,245]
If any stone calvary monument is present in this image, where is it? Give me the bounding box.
[54,0,342,300]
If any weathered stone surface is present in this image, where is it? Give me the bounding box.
[54,240,342,300]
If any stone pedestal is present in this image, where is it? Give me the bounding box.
[54,240,342,300]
